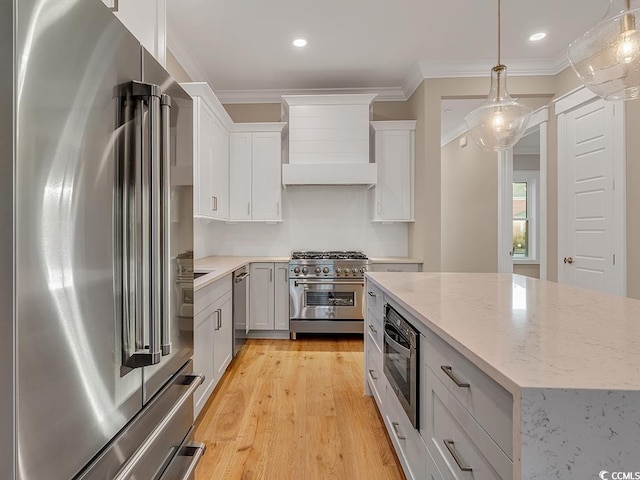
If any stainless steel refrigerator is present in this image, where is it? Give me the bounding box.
[0,0,204,478]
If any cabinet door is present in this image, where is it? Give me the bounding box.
[193,306,215,418]
[194,99,215,218]
[210,116,229,220]
[375,129,413,221]
[251,132,282,221]
[249,263,275,330]
[274,264,290,330]
[213,294,233,381]
[229,132,252,221]
[107,0,166,65]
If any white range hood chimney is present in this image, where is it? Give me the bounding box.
[281,94,377,186]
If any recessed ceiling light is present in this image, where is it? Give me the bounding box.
[293,38,308,48]
[529,32,547,42]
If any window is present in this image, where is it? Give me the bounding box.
[512,172,538,261]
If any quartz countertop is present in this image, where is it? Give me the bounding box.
[194,256,289,291]
[366,272,640,394]
[194,255,422,291]
[368,257,423,264]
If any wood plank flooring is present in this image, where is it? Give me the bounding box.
[194,336,405,480]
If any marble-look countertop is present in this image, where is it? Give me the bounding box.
[366,272,640,394]
[368,257,423,264]
[194,255,422,291]
[194,256,290,291]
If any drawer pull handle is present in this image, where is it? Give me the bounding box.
[369,369,378,380]
[441,365,470,388]
[368,291,377,297]
[391,422,406,440]
[368,324,377,334]
[443,439,472,472]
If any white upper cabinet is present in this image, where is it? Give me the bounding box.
[371,121,416,222]
[103,0,167,66]
[182,82,233,221]
[229,123,285,222]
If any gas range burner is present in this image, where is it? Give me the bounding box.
[291,251,368,260]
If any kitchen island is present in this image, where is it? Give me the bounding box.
[365,272,640,480]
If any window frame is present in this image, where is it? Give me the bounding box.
[512,170,539,263]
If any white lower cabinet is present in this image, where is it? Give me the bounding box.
[249,262,289,332]
[193,275,233,419]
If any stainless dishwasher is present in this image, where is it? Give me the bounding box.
[233,266,250,356]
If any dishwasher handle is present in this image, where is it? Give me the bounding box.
[234,272,250,283]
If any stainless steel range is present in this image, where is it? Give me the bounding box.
[289,251,370,339]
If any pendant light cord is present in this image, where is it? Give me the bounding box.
[497,0,501,65]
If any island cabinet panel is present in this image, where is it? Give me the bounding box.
[384,383,428,480]
[425,332,513,458]
[424,368,513,480]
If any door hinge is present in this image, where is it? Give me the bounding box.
[613,254,616,266]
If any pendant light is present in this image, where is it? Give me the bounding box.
[465,0,532,152]
[568,0,640,101]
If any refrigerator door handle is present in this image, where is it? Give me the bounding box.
[120,81,163,369]
[112,373,205,480]
[175,443,206,480]
[160,94,172,356]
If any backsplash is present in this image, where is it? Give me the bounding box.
[194,185,408,257]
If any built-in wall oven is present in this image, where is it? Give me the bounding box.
[383,303,420,428]
[289,251,369,338]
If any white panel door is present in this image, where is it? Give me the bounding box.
[210,116,229,220]
[559,98,624,295]
[274,264,290,331]
[193,306,215,418]
[229,132,252,220]
[251,133,282,221]
[249,263,275,330]
[213,294,233,382]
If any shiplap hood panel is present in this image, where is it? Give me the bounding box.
[281,94,377,186]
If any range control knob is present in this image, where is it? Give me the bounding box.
[293,266,301,274]
[315,267,321,274]
[336,267,342,274]
[322,267,330,274]
[360,266,367,273]
[302,267,308,275]
[351,267,358,274]
[343,269,349,276]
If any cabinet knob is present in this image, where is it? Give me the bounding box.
[563,257,574,265]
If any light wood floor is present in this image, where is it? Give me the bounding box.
[194,336,405,480]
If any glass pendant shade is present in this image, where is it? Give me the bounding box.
[465,65,532,152]
[568,0,640,101]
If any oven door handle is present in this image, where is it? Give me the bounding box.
[293,280,364,287]
[384,328,411,356]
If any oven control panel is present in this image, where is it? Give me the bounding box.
[289,262,368,278]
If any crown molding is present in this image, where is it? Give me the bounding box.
[216,86,406,104]
[166,20,211,84]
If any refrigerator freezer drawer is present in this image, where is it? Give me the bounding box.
[158,429,205,480]
[77,360,203,480]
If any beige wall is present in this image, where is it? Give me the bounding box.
[514,264,540,279]
[372,101,412,120]
[408,76,556,273]
[223,103,282,122]
[441,133,498,272]
[166,50,192,83]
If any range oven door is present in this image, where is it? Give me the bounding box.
[383,305,419,428]
[290,279,365,320]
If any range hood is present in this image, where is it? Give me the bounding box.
[281,94,377,186]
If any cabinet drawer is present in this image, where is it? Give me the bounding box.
[425,333,513,458]
[384,384,427,480]
[424,368,512,480]
[365,281,385,314]
[365,337,384,410]
[366,306,383,351]
[194,274,232,316]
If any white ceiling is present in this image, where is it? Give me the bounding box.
[167,0,607,102]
